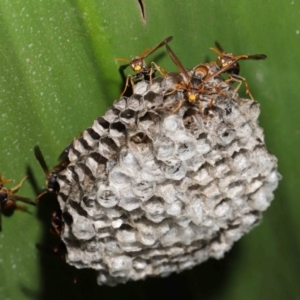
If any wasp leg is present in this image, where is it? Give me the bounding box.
[36,190,48,201]
[0,174,12,185]
[120,74,135,96]
[163,88,177,98]
[216,80,242,104]
[146,62,167,86]
[171,98,186,114]
[150,62,168,78]
[226,74,254,100]
[10,176,28,193]
[198,100,204,117]
[212,84,228,98]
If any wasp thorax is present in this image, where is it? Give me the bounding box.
[190,77,202,87]
[220,53,236,67]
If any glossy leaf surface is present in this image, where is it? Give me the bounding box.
[0,1,299,299]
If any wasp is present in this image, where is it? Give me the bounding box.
[36,209,66,260]
[116,36,173,95]
[50,209,64,236]
[210,41,267,99]
[34,145,69,200]
[165,44,240,114]
[0,173,36,231]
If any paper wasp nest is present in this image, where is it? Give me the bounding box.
[57,72,280,286]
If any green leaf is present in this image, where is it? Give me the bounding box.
[0,0,299,299]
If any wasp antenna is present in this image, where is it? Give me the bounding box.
[116,57,131,64]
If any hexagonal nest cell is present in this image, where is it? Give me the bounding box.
[56,73,281,286]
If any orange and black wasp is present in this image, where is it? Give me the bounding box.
[210,41,267,99]
[116,36,173,95]
[0,174,36,231]
[165,44,241,114]
[34,145,69,200]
